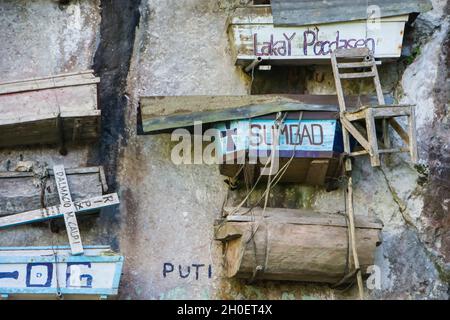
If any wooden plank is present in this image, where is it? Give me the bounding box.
[338,62,377,68]
[408,105,418,163]
[270,0,427,26]
[334,48,371,58]
[140,95,395,133]
[0,73,100,95]
[0,194,119,229]
[53,165,83,255]
[340,116,372,153]
[365,108,381,167]
[378,147,409,154]
[372,65,386,105]
[339,71,375,79]
[349,150,369,156]
[0,70,94,86]
[305,160,330,186]
[347,176,365,299]
[0,246,123,298]
[331,52,352,171]
[388,118,410,144]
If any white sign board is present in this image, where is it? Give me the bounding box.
[229,14,408,63]
[0,246,123,297]
[53,165,83,255]
[214,119,338,158]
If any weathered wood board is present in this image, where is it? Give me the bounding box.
[0,194,120,229]
[140,94,391,133]
[215,207,382,283]
[0,246,123,299]
[0,71,101,148]
[229,7,408,64]
[0,166,108,217]
[270,0,432,27]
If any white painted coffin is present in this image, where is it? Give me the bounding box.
[0,246,123,299]
[229,7,408,65]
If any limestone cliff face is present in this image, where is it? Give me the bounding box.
[0,0,448,299]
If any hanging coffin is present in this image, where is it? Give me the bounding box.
[215,207,383,283]
[0,246,123,299]
[228,6,409,65]
[213,111,344,186]
[0,70,100,149]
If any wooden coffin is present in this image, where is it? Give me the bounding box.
[215,207,383,284]
[229,6,409,65]
[214,111,344,186]
[0,246,123,299]
[0,166,108,217]
[0,70,100,148]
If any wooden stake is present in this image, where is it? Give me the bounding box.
[347,176,365,299]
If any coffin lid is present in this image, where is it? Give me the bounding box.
[140,94,393,133]
[271,0,432,27]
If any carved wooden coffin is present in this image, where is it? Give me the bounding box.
[0,246,123,299]
[0,166,108,217]
[0,70,100,148]
[215,207,383,284]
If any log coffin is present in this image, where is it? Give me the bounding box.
[0,166,108,217]
[215,207,383,284]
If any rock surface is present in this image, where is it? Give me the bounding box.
[0,0,448,299]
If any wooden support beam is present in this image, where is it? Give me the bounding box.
[388,118,409,145]
[347,176,365,300]
[408,105,418,163]
[372,107,410,118]
[340,117,372,154]
[365,108,381,167]
[378,147,409,154]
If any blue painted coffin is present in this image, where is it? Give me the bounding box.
[213,111,345,187]
[214,111,344,159]
[0,246,123,299]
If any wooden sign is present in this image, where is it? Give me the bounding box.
[0,193,120,230]
[214,118,340,159]
[229,7,408,64]
[0,246,123,299]
[53,165,83,256]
